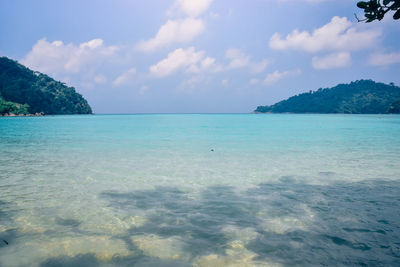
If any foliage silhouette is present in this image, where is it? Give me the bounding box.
[356,0,400,22]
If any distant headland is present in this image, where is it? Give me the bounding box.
[0,57,92,116]
[255,80,400,114]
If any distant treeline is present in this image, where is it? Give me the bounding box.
[0,57,92,115]
[255,80,400,114]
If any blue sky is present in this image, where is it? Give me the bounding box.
[1,0,399,113]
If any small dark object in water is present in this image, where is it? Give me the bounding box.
[2,240,8,245]
[211,149,214,152]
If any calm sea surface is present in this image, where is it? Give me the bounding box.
[0,114,400,266]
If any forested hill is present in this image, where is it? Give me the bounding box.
[255,80,400,114]
[0,57,92,115]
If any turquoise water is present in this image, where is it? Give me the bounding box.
[0,114,400,266]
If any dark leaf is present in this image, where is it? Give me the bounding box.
[392,1,400,9]
[369,1,380,10]
[383,0,391,5]
[365,13,376,19]
[357,1,369,8]
[394,8,400,19]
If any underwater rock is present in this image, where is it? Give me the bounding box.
[193,244,278,267]
[0,235,130,266]
[222,226,259,244]
[131,235,188,261]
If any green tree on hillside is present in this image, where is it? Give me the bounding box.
[255,80,400,114]
[387,99,400,113]
[0,98,29,115]
[0,57,92,115]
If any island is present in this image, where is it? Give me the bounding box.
[255,80,400,114]
[0,56,92,116]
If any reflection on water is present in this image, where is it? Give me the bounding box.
[1,114,400,266]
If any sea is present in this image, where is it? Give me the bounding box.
[0,114,399,266]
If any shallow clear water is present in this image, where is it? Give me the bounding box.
[0,114,400,266]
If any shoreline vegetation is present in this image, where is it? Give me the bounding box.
[1,112,44,117]
[255,80,400,114]
[0,56,92,116]
[0,96,43,116]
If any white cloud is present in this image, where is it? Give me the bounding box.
[312,52,351,70]
[209,12,220,19]
[225,49,270,73]
[136,19,205,52]
[250,78,260,85]
[22,38,118,75]
[94,74,107,84]
[113,68,137,87]
[138,0,213,52]
[187,56,221,73]
[251,59,271,74]
[149,47,218,77]
[139,85,148,94]
[180,75,204,91]
[21,38,119,89]
[269,16,380,53]
[200,56,215,69]
[168,0,213,17]
[263,69,301,85]
[226,48,250,69]
[150,47,203,77]
[368,51,400,66]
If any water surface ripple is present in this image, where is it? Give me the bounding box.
[0,114,399,266]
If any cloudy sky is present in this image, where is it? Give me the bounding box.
[1,0,399,113]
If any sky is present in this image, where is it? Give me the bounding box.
[1,0,400,113]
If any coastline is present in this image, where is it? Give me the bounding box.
[0,112,44,117]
